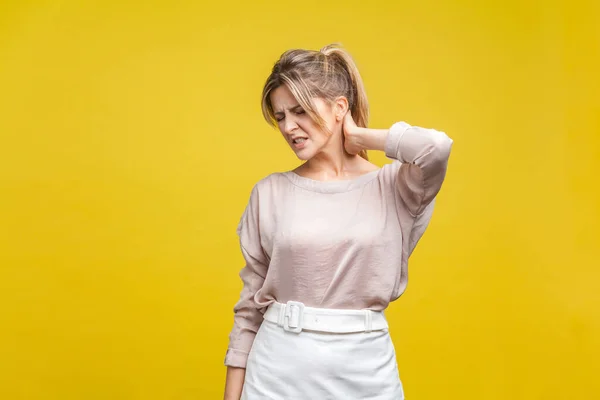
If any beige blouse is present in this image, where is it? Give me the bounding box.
[225,121,453,368]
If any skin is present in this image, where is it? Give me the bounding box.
[223,84,393,400]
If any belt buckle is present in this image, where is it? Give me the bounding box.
[283,301,304,333]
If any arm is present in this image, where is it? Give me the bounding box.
[224,186,269,398]
[344,114,453,216]
[224,367,245,400]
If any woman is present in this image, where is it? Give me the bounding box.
[223,43,453,400]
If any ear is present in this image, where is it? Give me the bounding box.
[333,96,349,122]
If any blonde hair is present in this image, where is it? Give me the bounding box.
[261,43,370,160]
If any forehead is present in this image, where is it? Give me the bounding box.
[270,85,298,112]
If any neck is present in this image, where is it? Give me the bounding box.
[302,131,363,179]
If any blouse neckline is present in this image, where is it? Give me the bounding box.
[282,168,382,194]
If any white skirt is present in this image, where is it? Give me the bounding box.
[241,302,405,400]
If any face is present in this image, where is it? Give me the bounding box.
[270,85,343,160]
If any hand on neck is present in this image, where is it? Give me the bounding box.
[295,134,376,181]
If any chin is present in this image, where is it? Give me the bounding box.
[294,149,316,161]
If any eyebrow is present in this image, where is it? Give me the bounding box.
[273,105,303,115]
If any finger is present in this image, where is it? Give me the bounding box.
[343,111,356,127]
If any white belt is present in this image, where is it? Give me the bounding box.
[263,301,388,334]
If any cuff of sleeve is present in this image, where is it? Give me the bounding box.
[384,121,411,162]
[224,348,249,368]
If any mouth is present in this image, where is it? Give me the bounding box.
[291,137,308,149]
[292,137,307,144]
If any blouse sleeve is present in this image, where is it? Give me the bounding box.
[384,121,453,217]
[224,186,269,368]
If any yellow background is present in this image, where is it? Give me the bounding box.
[1,0,598,398]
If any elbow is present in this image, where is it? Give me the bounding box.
[429,130,453,166]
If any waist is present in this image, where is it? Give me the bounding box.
[263,301,388,334]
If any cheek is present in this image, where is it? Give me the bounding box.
[313,101,338,130]
[323,111,339,131]
[302,125,329,143]
[300,116,332,140]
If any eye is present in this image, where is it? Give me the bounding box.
[294,109,305,115]
[275,115,285,122]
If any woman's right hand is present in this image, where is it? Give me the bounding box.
[342,112,363,155]
[343,111,388,154]
[224,367,246,400]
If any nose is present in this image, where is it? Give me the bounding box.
[283,117,299,135]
